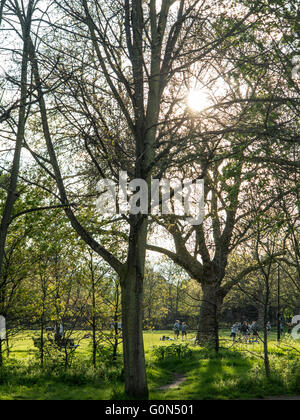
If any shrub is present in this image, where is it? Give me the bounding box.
[152,343,192,361]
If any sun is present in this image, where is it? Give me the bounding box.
[187,89,210,112]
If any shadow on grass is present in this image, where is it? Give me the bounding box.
[0,359,123,400]
[149,347,292,400]
[1,344,298,400]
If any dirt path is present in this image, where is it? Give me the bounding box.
[158,373,187,391]
[157,374,300,399]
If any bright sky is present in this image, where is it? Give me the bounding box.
[187,89,211,112]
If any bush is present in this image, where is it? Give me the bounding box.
[152,343,192,361]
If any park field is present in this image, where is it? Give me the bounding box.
[0,329,299,400]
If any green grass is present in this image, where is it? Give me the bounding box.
[0,330,299,400]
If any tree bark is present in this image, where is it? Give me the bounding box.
[263,293,271,378]
[0,1,32,282]
[121,273,148,399]
[0,338,3,367]
[258,301,269,329]
[0,0,6,26]
[120,217,148,400]
[295,296,300,315]
[40,317,44,369]
[90,257,97,369]
[196,283,223,352]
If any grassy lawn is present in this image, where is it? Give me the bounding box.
[0,329,299,400]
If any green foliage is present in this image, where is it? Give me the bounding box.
[151,343,192,361]
[32,338,78,371]
[95,344,120,363]
[0,331,300,400]
[0,358,122,400]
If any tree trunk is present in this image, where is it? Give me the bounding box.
[40,291,47,369]
[0,338,3,367]
[263,300,271,378]
[263,323,271,378]
[121,270,148,399]
[258,302,266,329]
[40,320,44,369]
[112,293,120,361]
[92,318,97,368]
[295,296,300,315]
[263,281,271,378]
[112,333,118,361]
[5,335,9,357]
[0,1,32,282]
[196,283,222,352]
[121,217,148,400]
[91,270,97,368]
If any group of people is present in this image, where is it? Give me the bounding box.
[230,321,261,343]
[231,318,297,343]
[173,320,188,339]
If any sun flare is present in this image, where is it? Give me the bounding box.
[187,89,210,112]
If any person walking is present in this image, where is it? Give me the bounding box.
[250,321,259,343]
[173,320,180,339]
[230,323,239,342]
[181,322,187,340]
[241,321,249,343]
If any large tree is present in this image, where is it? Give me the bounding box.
[15,0,267,397]
[0,0,35,284]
